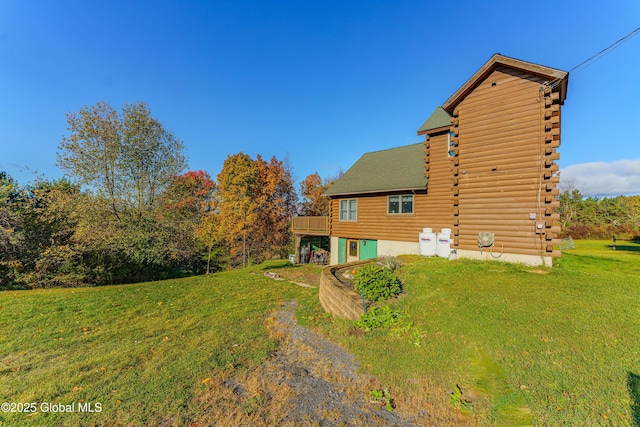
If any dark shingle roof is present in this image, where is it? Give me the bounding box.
[417,107,451,135]
[324,143,426,196]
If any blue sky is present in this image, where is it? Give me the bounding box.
[1,0,639,196]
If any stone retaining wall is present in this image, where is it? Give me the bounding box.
[319,260,371,320]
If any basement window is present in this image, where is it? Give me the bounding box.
[339,199,357,221]
[388,195,413,214]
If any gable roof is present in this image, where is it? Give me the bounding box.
[442,53,569,113]
[324,143,427,197]
[417,106,452,135]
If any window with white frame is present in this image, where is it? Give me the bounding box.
[388,195,413,214]
[339,199,357,221]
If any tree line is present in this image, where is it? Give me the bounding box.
[1,101,332,290]
[8,101,634,290]
[558,188,640,240]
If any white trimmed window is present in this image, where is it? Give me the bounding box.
[388,195,413,214]
[339,199,357,221]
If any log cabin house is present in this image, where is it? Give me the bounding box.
[293,53,569,267]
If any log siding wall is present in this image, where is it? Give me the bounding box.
[449,66,561,258]
[423,131,455,230]
[330,132,456,243]
[328,60,564,265]
[330,193,430,242]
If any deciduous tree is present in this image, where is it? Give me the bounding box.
[254,155,297,260]
[214,153,298,268]
[0,172,23,288]
[194,209,222,275]
[215,153,260,268]
[558,186,640,239]
[162,170,215,222]
[0,172,20,251]
[57,102,122,219]
[121,102,186,217]
[57,101,186,220]
[53,101,196,285]
[299,172,329,216]
[161,170,218,274]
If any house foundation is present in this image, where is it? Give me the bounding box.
[456,249,553,267]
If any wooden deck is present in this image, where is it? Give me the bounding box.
[292,216,330,236]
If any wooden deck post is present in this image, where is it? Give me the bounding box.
[294,234,301,264]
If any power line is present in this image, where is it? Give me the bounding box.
[550,26,640,90]
[569,26,640,74]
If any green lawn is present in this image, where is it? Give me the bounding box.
[0,262,318,427]
[311,240,640,425]
[2,241,639,426]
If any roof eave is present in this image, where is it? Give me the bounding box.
[443,53,569,113]
[324,186,427,198]
[557,74,569,105]
[417,125,450,136]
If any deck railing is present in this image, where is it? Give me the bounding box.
[291,216,330,236]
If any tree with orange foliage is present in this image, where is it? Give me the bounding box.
[299,172,330,216]
[254,155,298,261]
[215,153,261,268]
[162,170,215,222]
[215,153,298,268]
[162,171,219,273]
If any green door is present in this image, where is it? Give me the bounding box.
[339,238,377,263]
[359,239,377,260]
[338,238,347,264]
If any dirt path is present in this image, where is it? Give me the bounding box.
[259,299,425,427]
[196,295,461,426]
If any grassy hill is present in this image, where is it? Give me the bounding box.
[1,240,639,426]
[310,240,640,426]
[0,263,319,426]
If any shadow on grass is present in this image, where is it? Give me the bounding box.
[609,245,640,253]
[255,260,292,270]
[628,372,640,426]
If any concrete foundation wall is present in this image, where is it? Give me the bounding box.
[329,237,420,265]
[377,239,420,257]
[456,249,552,267]
[329,235,551,266]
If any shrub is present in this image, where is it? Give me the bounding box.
[353,263,402,302]
[561,223,639,240]
[354,305,404,330]
[377,255,401,272]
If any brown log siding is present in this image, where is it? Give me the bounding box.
[329,130,456,243]
[330,194,429,242]
[451,65,561,258]
[329,61,564,261]
[423,131,455,231]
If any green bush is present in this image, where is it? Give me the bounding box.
[353,263,402,302]
[354,305,404,330]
